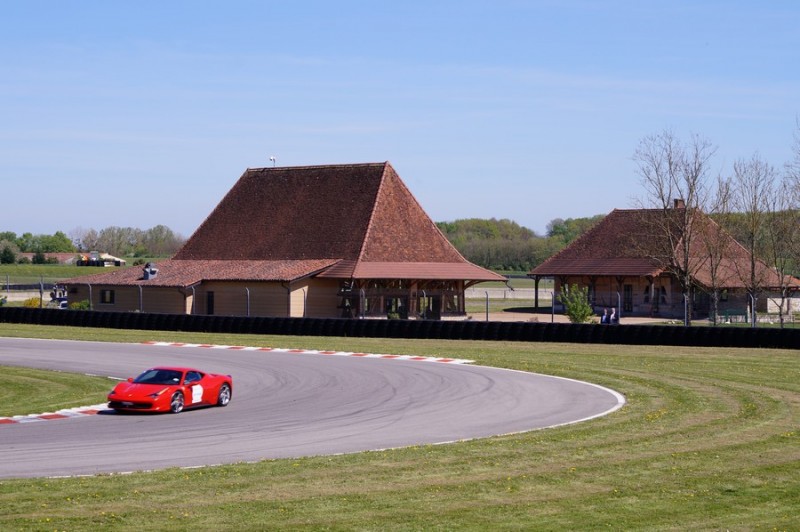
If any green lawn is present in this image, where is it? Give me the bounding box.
[0,263,121,282]
[0,366,111,417]
[0,323,798,530]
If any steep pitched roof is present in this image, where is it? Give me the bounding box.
[173,162,502,281]
[531,207,798,290]
[531,209,667,277]
[62,162,503,287]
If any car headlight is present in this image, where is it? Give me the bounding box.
[148,388,169,399]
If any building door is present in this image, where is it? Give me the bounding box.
[206,291,215,315]
[429,296,442,320]
[623,284,633,312]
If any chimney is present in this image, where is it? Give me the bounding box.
[673,198,686,209]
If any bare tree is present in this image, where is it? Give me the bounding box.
[786,116,800,182]
[633,129,718,326]
[728,153,778,326]
[761,178,799,327]
[778,119,800,324]
[69,227,99,253]
[142,225,185,257]
[699,175,735,325]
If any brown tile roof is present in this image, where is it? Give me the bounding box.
[173,161,502,281]
[174,163,383,261]
[531,209,667,277]
[174,162,470,262]
[531,208,800,290]
[61,259,340,287]
[317,261,504,281]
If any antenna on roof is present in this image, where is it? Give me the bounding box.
[269,156,276,167]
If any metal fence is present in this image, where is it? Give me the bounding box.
[1,276,63,304]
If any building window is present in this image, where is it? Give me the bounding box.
[100,289,115,304]
[720,289,728,302]
[206,292,215,315]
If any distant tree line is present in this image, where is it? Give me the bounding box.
[0,226,186,264]
[436,216,603,272]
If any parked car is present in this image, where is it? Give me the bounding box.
[108,367,232,414]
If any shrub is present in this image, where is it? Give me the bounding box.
[0,245,16,264]
[22,297,41,308]
[69,300,91,310]
[557,284,594,323]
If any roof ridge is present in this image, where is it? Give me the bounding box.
[355,162,390,263]
[246,162,388,172]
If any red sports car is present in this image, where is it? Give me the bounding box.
[108,366,232,414]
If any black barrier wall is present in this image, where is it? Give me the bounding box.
[1,308,799,349]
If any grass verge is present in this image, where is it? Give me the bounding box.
[0,366,111,417]
[1,323,799,530]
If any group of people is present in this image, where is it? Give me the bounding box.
[600,307,618,324]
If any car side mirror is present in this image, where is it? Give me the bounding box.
[127,377,134,382]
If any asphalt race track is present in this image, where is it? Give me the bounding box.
[0,338,624,479]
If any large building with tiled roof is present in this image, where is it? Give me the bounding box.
[529,205,800,320]
[60,162,505,318]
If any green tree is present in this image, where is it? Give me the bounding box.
[16,232,36,252]
[0,244,16,264]
[557,284,594,323]
[546,215,604,245]
[437,216,605,272]
[141,225,183,257]
[436,218,544,271]
[40,231,76,252]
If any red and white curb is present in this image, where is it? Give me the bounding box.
[0,403,107,425]
[142,341,475,364]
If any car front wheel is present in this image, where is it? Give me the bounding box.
[170,391,185,413]
[217,383,231,407]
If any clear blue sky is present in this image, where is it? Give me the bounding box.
[2,1,798,239]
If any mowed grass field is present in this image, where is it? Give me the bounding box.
[0,323,798,530]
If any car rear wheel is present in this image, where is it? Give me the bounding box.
[217,383,231,407]
[170,391,185,413]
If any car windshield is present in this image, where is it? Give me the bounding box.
[133,369,183,385]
